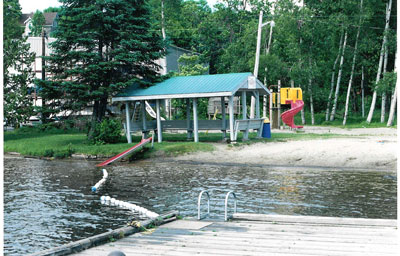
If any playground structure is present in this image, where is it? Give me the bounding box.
[269,83,304,129]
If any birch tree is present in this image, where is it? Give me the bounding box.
[387,49,397,126]
[380,43,389,122]
[326,32,344,121]
[366,0,392,123]
[308,58,314,124]
[361,66,365,117]
[343,0,363,125]
[330,30,348,121]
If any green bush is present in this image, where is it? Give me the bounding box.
[43,149,54,157]
[89,118,122,144]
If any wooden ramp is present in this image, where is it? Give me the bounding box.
[74,214,398,256]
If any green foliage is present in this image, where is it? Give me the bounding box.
[43,149,55,157]
[29,10,45,36]
[44,7,62,13]
[171,54,209,119]
[151,0,395,125]
[177,54,208,75]
[376,72,397,94]
[3,0,36,128]
[89,118,123,145]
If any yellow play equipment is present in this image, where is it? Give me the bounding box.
[272,88,303,105]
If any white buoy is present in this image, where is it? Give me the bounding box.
[99,195,160,219]
[91,169,109,192]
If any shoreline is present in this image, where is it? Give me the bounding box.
[5,127,397,171]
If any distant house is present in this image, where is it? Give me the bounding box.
[155,45,205,75]
[20,12,58,36]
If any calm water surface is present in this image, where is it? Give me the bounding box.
[4,157,397,255]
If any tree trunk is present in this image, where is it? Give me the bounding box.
[361,66,365,117]
[386,84,397,126]
[343,0,363,125]
[367,0,392,123]
[330,30,348,121]
[308,58,314,125]
[161,0,166,40]
[301,107,306,125]
[326,31,344,121]
[160,0,171,119]
[381,43,389,122]
[387,48,398,126]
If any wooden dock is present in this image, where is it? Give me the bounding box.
[73,213,398,256]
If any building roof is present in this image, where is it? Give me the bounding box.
[44,12,58,25]
[113,72,270,102]
[20,12,58,26]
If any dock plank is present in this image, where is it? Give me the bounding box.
[72,214,399,256]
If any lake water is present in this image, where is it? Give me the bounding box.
[3,157,397,255]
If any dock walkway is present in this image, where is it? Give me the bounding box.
[74,214,398,256]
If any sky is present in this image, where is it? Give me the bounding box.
[19,0,220,13]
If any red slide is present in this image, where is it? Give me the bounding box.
[96,137,153,167]
[281,100,304,129]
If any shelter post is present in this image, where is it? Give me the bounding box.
[229,96,235,142]
[242,91,248,140]
[156,99,162,143]
[193,98,199,142]
[186,98,192,139]
[255,91,260,118]
[125,102,132,143]
[141,100,147,139]
[221,97,226,139]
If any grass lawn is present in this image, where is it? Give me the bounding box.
[4,126,355,159]
[294,111,397,128]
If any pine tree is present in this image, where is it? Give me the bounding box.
[39,0,166,139]
[3,0,36,128]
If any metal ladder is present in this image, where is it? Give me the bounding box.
[197,190,237,221]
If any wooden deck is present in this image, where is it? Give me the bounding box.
[73,214,398,256]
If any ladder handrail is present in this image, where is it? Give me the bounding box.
[197,190,210,220]
[224,191,237,221]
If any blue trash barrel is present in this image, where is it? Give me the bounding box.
[262,119,271,138]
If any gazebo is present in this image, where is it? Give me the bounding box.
[112,72,271,143]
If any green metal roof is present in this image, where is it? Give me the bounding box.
[113,72,270,102]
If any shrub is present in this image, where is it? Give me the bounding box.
[43,149,54,157]
[89,118,122,144]
[53,144,75,159]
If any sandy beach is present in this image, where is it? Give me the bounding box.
[176,127,398,170]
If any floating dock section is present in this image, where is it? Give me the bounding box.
[72,213,398,256]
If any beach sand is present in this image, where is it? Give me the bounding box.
[175,127,398,170]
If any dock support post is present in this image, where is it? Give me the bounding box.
[156,99,162,143]
[221,97,226,139]
[229,96,235,142]
[193,98,199,142]
[125,102,132,143]
[141,100,147,139]
[186,98,192,139]
[242,91,248,140]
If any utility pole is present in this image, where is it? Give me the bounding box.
[41,28,47,124]
[251,11,274,118]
